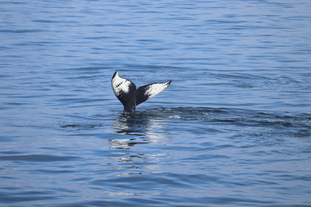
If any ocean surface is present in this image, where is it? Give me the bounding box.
[1,0,311,206]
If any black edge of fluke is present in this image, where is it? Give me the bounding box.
[111,71,172,113]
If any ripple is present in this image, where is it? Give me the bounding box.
[0,155,81,162]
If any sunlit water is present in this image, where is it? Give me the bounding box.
[1,0,311,206]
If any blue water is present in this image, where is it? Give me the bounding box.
[1,0,311,206]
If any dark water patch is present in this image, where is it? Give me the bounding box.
[0,176,16,180]
[0,74,10,78]
[32,19,78,24]
[189,196,275,205]
[59,123,103,130]
[182,154,229,161]
[0,151,25,155]
[0,29,47,33]
[276,174,311,185]
[0,155,81,162]
[66,195,276,207]
[61,199,165,207]
[34,169,75,174]
[133,195,278,207]
[91,173,192,190]
[0,191,55,203]
[66,66,107,71]
[123,64,184,71]
[85,36,117,40]
[196,144,235,151]
[294,130,311,138]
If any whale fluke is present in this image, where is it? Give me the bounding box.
[111,71,172,112]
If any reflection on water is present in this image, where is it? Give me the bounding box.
[111,112,168,149]
[109,111,171,179]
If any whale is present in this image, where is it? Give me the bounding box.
[111,71,172,112]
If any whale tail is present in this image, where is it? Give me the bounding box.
[111,71,172,112]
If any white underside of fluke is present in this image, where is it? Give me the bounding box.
[111,71,131,95]
[144,81,171,99]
